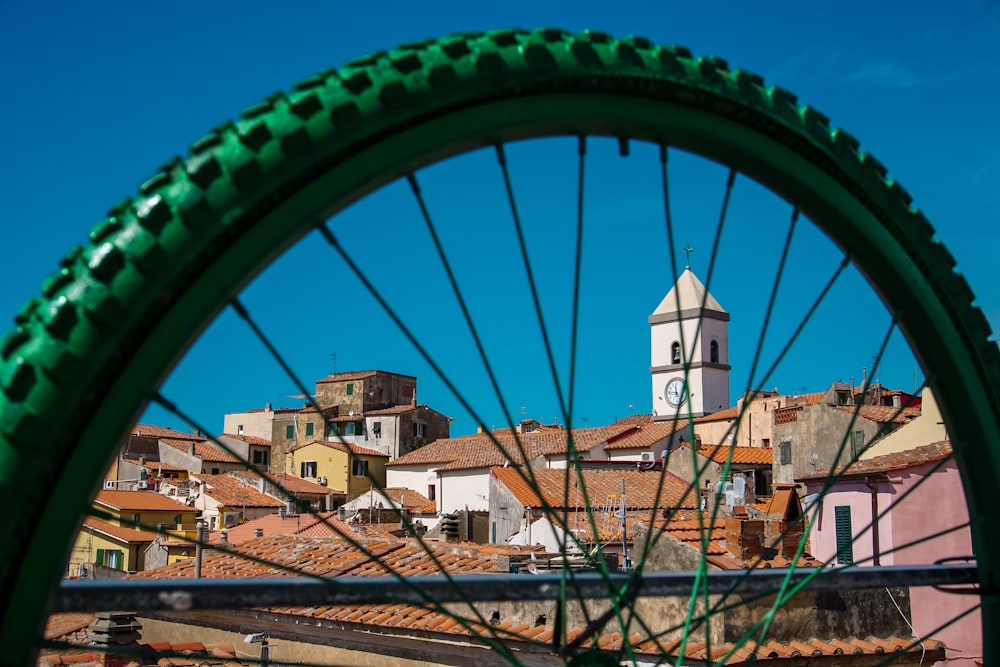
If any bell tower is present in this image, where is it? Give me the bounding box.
[649,268,731,419]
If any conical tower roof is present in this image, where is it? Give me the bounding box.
[651,268,727,319]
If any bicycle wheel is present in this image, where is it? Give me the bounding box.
[1,27,997,666]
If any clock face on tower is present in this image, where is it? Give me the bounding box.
[665,379,687,407]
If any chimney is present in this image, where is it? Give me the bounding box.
[254,527,264,538]
[87,611,142,665]
[187,442,195,457]
[265,402,272,411]
[725,517,764,561]
[219,528,229,545]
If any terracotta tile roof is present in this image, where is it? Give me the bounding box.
[231,470,341,495]
[388,425,634,471]
[786,391,826,406]
[81,517,159,543]
[161,438,244,463]
[218,433,271,446]
[206,511,377,545]
[131,424,206,440]
[126,533,942,664]
[288,439,387,458]
[799,440,953,481]
[365,405,419,416]
[613,413,654,426]
[491,467,698,511]
[133,534,501,580]
[833,405,921,424]
[646,511,824,570]
[44,613,94,640]
[192,474,285,508]
[678,441,772,465]
[382,487,437,512]
[40,642,249,667]
[604,420,688,451]
[695,406,740,422]
[123,457,188,472]
[94,490,191,513]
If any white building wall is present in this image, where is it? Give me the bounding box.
[438,469,491,513]
[386,465,439,509]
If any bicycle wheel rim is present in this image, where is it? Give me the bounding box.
[1,28,996,664]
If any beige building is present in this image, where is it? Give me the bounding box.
[286,440,389,501]
[68,490,196,575]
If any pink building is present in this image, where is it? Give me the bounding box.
[800,441,981,666]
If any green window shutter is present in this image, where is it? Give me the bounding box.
[346,383,354,396]
[95,548,105,565]
[835,506,854,565]
[286,424,294,439]
[305,422,314,437]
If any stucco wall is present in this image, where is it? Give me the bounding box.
[773,406,882,484]
[438,469,490,513]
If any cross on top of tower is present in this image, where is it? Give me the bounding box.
[682,245,694,269]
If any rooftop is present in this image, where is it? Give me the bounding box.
[490,466,698,512]
[130,424,205,441]
[192,474,285,508]
[604,420,688,451]
[799,440,953,482]
[93,490,192,513]
[678,441,773,465]
[160,438,244,464]
[388,424,635,472]
[288,439,387,458]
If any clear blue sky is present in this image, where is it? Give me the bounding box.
[1,2,997,437]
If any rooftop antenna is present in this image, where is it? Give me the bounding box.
[682,244,694,269]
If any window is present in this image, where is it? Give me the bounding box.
[761,438,770,448]
[413,422,426,438]
[671,341,681,364]
[372,421,382,437]
[835,506,854,565]
[352,459,369,477]
[252,449,269,465]
[285,424,294,439]
[328,423,338,437]
[300,461,317,478]
[754,469,773,498]
[837,391,850,406]
[346,383,354,396]
[305,422,314,437]
[237,424,244,435]
[403,385,414,399]
[779,440,792,465]
[345,421,356,436]
[428,484,436,501]
[851,430,866,458]
[710,340,719,364]
[211,467,220,475]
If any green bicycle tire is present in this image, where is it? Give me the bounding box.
[0,27,996,665]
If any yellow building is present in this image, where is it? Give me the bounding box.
[69,490,197,575]
[286,440,388,501]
